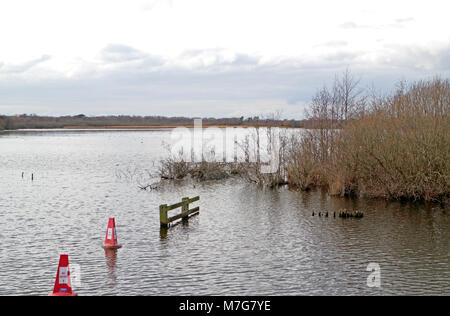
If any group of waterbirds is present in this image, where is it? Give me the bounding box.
[311,209,364,219]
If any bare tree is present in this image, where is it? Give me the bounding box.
[333,68,365,120]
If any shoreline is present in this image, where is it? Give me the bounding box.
[2,125,300,130]
[62,125,254,129]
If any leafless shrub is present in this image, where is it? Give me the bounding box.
[237,115,290,188]
[287,75,449,202]
[158,146,242,181]
[115,165,160,190]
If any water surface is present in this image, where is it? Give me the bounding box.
[0,129,448,295]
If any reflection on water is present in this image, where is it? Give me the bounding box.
[104,249,118,269]
[104,249,118,288]
[0,129,448,296]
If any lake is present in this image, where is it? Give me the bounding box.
[0,129,448,295]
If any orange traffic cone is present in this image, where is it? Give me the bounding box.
[102,218,122,249]
[49,254,77,296]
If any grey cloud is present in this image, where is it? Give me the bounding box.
[324,51,360,63]
[0,55,51,74]
[179,49,261,68]
[0,58,354,117]
[180,48,224,58]
[99,44,165,72]
[165,49,263,75]
[230,54,260,66]
[380,44,450,71]
[101,44,148,63]
[438,47,450,70]
[1,44,449,118]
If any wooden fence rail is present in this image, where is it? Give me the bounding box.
[160,196,200,228]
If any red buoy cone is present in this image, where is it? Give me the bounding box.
[102,217,122,249]
[49,254,77,296]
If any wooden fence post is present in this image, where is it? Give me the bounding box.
[160,204,168,228]
[159,196,199,228]
[181,197,189,220]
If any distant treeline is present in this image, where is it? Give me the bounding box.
[0,116,8,130]
[0,114,307,130]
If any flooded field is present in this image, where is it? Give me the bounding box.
[0,129,448,295]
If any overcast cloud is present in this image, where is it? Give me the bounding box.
[0,0,449,118]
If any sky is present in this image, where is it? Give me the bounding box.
[0,0,449,119]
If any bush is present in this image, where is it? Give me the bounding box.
[158,148,243,181]
[286,76,450,202]
[334,78,450,201]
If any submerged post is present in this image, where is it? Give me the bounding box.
[160,204,169,228]
[181,197,189,220]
